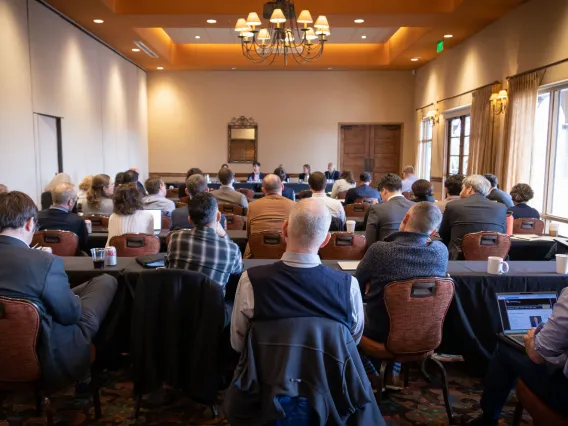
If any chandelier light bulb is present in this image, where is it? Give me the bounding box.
[314,15,329,29]
[246,12,261,28]
[270,9,286,24]
[257,28,271,40]
[297,10,313,25]
[305,28,318,40]
[234,18,251,32]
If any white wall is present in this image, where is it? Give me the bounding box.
[0,0,148,202]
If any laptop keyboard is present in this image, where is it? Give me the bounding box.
[510,335,525,345]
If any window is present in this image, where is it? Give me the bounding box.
[418,119,432,180]
[446,115,470,176]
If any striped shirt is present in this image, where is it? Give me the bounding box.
[165,227,243,293]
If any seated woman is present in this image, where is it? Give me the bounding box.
[41,173,72,210]
[79,174,115,216]
[298,164,311,182]
[508,183,540,219]
[77,175,92,199]
[106,183,154,246]
[330,170,356,199]
[411,179,435,202]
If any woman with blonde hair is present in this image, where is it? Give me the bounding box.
[330,170,356,199]
[77,175,93,199]
[41,173,72,210]
[79,174,115,215]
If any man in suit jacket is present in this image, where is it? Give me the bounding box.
[247,161,266,182]
[439,174,508,259]
[344,172,382,205]
[365,173,415,247]
[324,162,341,181]
[37,183,88,253]
[274,167,295,201]
[484,174,514,208]
[0,191,117,390]
[212,168,249,213]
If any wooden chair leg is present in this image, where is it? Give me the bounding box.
[429,356,456,424]
[44,395,54,426]
[133,394,142,419]
[376,361,389,404]
[402,363,410,388]
[513,401,524,426]
[35,387,42,415]
[91,370,102,419]
[420,358,432,383]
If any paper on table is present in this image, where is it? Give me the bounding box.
[337,261,360,271]
[512,234,555,241]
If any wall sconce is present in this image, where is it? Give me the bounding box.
[425,109,440,125]
[490,89,508,115]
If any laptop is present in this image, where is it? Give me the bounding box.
[496,292,557,349]
[146,209,163,235]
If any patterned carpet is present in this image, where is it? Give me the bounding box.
[0,363,531,426]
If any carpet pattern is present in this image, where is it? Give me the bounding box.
[0,364,532,425]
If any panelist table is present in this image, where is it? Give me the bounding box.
[205,182,333,194]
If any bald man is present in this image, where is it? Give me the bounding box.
[243,174,296,258]
[0,184,8,193]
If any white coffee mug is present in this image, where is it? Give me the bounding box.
[346,220,356,233]
[487,256,509,275]
[556,254,568,274]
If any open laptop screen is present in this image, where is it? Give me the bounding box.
[146,209,162,232]
[497,293,557,334]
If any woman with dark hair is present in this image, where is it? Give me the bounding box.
[114,172,127,187]
[79,174,114,215]
[508,183,540,219]
[330,170,356,199]
[299,164,311,182]
[411,179,435,202]
[178,167,204,199]
[106,183,154,246]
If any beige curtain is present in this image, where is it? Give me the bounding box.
[501,71,545,191]
[468,84,499,174]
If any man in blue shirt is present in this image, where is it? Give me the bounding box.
[344,172,382,205]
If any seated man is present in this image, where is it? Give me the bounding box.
[37,183,89,254]
[125,167,146,196]
[244,174,295,258]
[344,172,382,205]
[308,172,346,227]
[439,175,507,259]
[143,178,175,217]
[274,167,295,201]
[0,191,118,390]
[212,168,249,212]
[177,167,203,199]
[435,173,464,213]
[324,162,341,181]
[364,173,414,247]
[356,202,448,343]
[166,192,242,324]
[485,174,514,207]
[468,287,568,425]
[401,165,418,193]
[247,161,265,182]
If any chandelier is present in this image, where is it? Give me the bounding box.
[234,0,331,65]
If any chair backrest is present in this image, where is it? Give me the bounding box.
[31,230,79,256]
[319,232,367,260]
[355,197,379,205]
[219,203,244,216]
[109,233,160,257]
[337,191,348,200]
[402,191,412,200]
[166,188,178,199]
[384,278,454,355]
[513,218,545,235]
[179,196,190,204]
[225,214,245,231]
[344,203,370,218]
[461,231,511,260]
[0,297,42,382]
[161,215,172,230]
[296,190,312,200]
[237,188,255,201]
[83,215,109,229]
[248,231,287,259]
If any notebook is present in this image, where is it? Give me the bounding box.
[337,261,360,271]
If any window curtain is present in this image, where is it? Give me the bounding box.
[501,71,545,191]
[468,85,499,175]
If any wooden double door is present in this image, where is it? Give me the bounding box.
[339,124,402,184]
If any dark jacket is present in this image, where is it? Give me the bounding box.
[41,191,53,210]
[0,235,89,390]
[413,194,435,203]
[37,207,89,253]
[344,184,382,205]
[508,203,540,220]
[224,317,384,426]
[136,181,146,197]
[247,172,266,182]
[439,193,507,259]
[131,269,225,404]
[365,195,415,246]
[355,232,448,342]
[487,188,514,208]
[170,204,226,230]
[298,173,309,181]
[325,170,341,181]
[282,186,295,201]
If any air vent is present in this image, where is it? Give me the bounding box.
[134,41,158,58]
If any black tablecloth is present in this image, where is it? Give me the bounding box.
[204,183,333,194]
[508,238,555,261]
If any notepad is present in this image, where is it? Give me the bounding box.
[337,261,360,271]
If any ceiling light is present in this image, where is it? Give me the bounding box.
[195,35,201,39]
[157,67,164,70]
[232,67,237,70]
[93,19,104,24]
[354,19,364,24]
[444,34,453,38]
[207,19,217,24]
[328,67,333,70]
[361,35,367,39]
[411,58,419,61]
[132,48,140,52]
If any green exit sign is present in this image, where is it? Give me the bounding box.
[437,40,444,53]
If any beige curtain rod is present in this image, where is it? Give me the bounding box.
[436,81,500,104]
[506,58,568,80]
[415,102,434,112]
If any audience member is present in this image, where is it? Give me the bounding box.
[0,191,118,390]
[125,168,146,196]
[298,164,311,181]
[401,165,418,193]
[439,175,507,259]
[177,167,203,199]
[221,163,229,169]
[212,168,249,211]
[468,287,568,425]
[77,176,92,199]
[80,174,114,216]
[345,172,382,205]
[231,198,364,352]
[331,170,356,199]
[247,161,265,182]
[142,178,175,217]
[114,172,127,187]
[244,174,296,258]
[308,172,346,226]
[484,174,514,207]
[325,162,341,181]
[37,183,88,253]
[0,184,7,193]
[364,173,414,246]
[41,173,72,210]
[274,166,295,201]
[411,179,435,202]
[166,193,242,324]
[435,174,464,213]
[508,183,540,219]
[106,183,154,246]
[356,202,448,343]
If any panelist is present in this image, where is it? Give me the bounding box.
[247,161,265,182]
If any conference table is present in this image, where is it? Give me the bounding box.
[62,257,568,375]
[165,182,334,194]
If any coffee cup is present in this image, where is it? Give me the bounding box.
[346,220,356,233]
[556,254,568,274]
[487,256,509,275]
[550,223,560,237]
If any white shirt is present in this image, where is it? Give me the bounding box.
[330,179,356,199]
[106,210,154,246]
[311,192,346,223]
[230,252,364,352]
[401,175,418,193]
